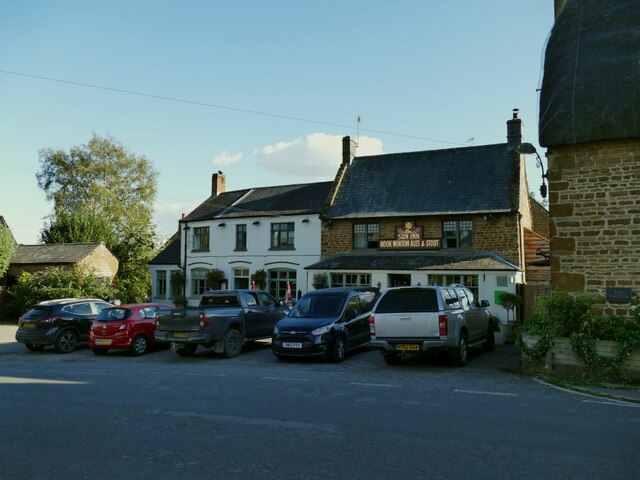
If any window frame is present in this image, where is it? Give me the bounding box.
[353,223,380,249]
[156,270,167,298]
[192,226,210,252]
[442,220,473,249]
[235,224,247,251]
[270,222,295,250]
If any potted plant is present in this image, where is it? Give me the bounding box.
[499,292,522,345]
[207,268,226,290]
[313,272,328,290]
[251,269,267,290]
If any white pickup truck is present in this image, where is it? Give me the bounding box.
[368,285,496,366]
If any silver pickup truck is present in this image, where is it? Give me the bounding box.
[155,289,289,358]
[369,285,496,366]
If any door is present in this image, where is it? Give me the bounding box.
[343,295,369,347]
[457,288,484,340]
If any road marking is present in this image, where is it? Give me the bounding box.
[582,399,640,408]
[0,375,88,385]
[454,389,518,397]
[261,376,309,382]
[350,382,402,388]
[145,408,336,432]
[184,373,228,377]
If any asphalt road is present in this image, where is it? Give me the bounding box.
[0,331,638,480]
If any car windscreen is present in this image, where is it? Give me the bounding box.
[23,306,54,319]
[289,295,345,318]
[200,294,240,307]
[375,289,439,313]
[96,308,132,322]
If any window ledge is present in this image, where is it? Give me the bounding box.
[269,247,295,251]
[191,249,210,253]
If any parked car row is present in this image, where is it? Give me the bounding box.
[15,285,497,366]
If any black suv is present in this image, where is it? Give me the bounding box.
[272,288,379,362]
[16,298,112,353]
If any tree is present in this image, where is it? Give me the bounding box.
[0,223,16,279]
[37,134,159,303]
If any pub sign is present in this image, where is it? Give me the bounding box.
[379,221,441,250]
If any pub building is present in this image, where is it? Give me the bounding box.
[306,113,550,325]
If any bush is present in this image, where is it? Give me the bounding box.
[6,266,116,317]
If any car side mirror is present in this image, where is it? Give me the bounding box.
[480,300,490,307]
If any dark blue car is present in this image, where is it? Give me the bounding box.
[272,288,379,362]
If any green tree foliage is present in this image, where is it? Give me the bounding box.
[0,223,16,279]
[37,134,159,303]
[9,266,115,316]
[40,208,118,251]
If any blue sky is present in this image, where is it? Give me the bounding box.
[0,1,554,244]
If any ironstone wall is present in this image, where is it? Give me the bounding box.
[548,138,640,317]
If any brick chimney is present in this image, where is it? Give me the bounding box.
[212,171,226,196]
[342,136,356,166]
[506,109,523,147]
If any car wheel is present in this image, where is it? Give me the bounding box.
[175,344,197,357]
[451,331,468,367]
[25,343,44,352]
[54,329,79,353]
[330,335,346,363]
[129,335,149,356]
[92,348,109,355]
[382,352,401,365]
[222,329,243,358]
[482,324,496,352]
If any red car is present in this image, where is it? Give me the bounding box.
[89,303,174,356]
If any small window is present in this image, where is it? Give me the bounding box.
[271,223,295,249]
[353,224,379,249]
[233,268,250,289]
[192,227,210,251]
[443,220,473,249]
[191,268,208,296]
[376,289,439,313]
[156,271,167,298]
[236,224,247,251]
[497,276,508,287]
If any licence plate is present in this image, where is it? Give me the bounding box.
[95,338,112,345]
[173,332,189,338]
[282,342,303,349]
[396,344,420,352]
[22,323,35,329]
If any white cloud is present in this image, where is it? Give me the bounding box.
[253,133,383,179]
[213,151,243,166]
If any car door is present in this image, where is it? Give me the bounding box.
[343,295,368,347]
[256,292,286,336]
[457,289,483,340]
[242,292,267,337]
[68,302,96,340]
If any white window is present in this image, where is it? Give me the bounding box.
[191,268,208,296]
[233,268,250,289]
[156,271,167,298]
[330,273,371,287]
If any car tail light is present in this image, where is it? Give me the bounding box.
[199,312,210,328]
[38,317,56,325]
[368,315,376,336]
[438,314,448,336]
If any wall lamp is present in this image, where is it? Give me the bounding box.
[516,142,548,198]
[252,220,260,225]
[218,222,226,227]
[301,218,310,223]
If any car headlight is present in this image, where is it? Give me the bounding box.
[311,325,331,336]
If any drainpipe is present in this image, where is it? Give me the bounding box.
[182,222,190,301]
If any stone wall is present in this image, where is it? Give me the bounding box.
[548,139,640,316]
[322,213,522,266]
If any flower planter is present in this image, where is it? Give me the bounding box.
[521,333,640,383]
[501,323,517,345]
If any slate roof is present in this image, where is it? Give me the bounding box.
[539,0,640,147]
[11,243,107,265]
[149,236,181,265]
[183,181,333,223]
[326,143,518,219]
[306,252,519,272]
